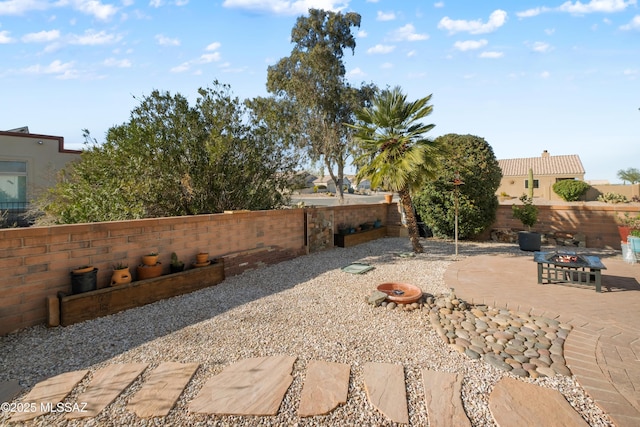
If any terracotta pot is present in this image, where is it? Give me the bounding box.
[142,254,159,266]
[384,194,393,204]
[377,282,423,304]
[196,253,209,264]
[111,267,132,286]
[137,263,163,280]
[618,226,633,242]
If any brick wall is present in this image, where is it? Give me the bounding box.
[491,204,640,249]
[0,209,308,335]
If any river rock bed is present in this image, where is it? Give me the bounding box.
[372,291,572,379]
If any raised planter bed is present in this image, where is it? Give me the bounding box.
[334,226,387,248]
[55,259,225,327]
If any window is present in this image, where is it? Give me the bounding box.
[524,179,539,189]
[0,161,27,206]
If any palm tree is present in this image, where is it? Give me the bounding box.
[349,86,440,253]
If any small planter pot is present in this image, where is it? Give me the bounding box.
[142,254,159,266]
[71,268,98,294]
[517,231,541,252]
[111,267,132,286]
[196,253,209,264]
[137,263,163,280]
[384,194,393,204]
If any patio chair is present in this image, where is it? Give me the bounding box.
[628,236,640,263]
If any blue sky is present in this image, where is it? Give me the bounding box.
[1,0,638,182]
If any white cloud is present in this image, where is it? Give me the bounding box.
[155,34,180,46]
[407,49,416,57]
[531,41,552,53]
[69,30,121,45]
[620,14,640,30]
[357,29,367,38]
[171,42,222,72]
[22,30,61,43]
[0,30,14,43]
[366,0,379,3]
[390,24,428,41]
[558,0,636,14]
[434,2,444,8]
[453,39,488,51]
[545,28,556,35]
[516,7,550,18]
[380,62,393,69]
[479,51,503,58]
[24,59,76,76]
[347,67,365,77]
[71,0,118,20]
[221,0,348,16]
[377,11,396,21]
[367,44,395,54]
[438,9,507,34]
[540,70,550,78]
[149,0,163,7]
[0,0,51,16]
[623,68,638,76]
[103,57,132,67]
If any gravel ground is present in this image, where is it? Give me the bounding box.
[0,237,615,426]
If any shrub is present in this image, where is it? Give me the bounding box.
[512,194,538,230]
[597,192,628,204]
[414,134,502,239]
[552,180,590,201]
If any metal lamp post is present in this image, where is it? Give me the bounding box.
[453,172,464,258]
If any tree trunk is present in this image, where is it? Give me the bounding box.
[399,188,424,253]
[325,158,344,203]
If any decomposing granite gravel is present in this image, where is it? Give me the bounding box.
[0,237,615,426]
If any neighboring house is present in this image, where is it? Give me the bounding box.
[497,150,585,201]
[312,175,351,193]
[346,174,372,191]
[0,127,81,225]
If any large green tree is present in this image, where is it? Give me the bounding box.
[266,8,374,201]
[414,134,502,239]
[35,82,297,224]
[349,86,441,253]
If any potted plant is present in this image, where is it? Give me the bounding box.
[512,194,541,251]
[194,252,211,267]
[384,193,393,204]
[137,253,162,280]
[110,263,131,286]
[170,252,185,273]
[71,265,98,294]
[142,252,159,266]
[373,218,382,228]
[616,212,640,242]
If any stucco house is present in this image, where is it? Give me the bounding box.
[312,175,351,193]
[497,150,586,201]
[0,127,81,225]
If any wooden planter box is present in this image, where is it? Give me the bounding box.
[55,259,225,326]
[334,226,387,248]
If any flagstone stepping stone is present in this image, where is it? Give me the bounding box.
[363,362,408,424]
[489,377,589,427]
[9,371,88,422]
[422,370,471,427]
[66,363,147,419]
[298,360,350,417]
[127,362,199,418]
[189,355,296,416]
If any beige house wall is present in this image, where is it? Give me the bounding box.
[0,131,81,203]
[498,173,585,201]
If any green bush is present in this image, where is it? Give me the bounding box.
[598,192,628,204]
[512,194,538,229]
[414,134,502,239]
[552,180,590,201]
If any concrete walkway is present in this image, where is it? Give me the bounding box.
[444,253,640,427]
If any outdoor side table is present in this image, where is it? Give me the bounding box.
[534,251,606,293]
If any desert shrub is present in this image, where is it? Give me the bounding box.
[552,180,590,201]
[597,192,628,204]
[414,134,502,239]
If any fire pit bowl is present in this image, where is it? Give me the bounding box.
[376,282,423,304]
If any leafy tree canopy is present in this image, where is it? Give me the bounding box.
[414,134,502,239]
[266,8,376,201]
[617,167,640,184]
[34,81,298,224]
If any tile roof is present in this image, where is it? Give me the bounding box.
[498,152,585,176]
